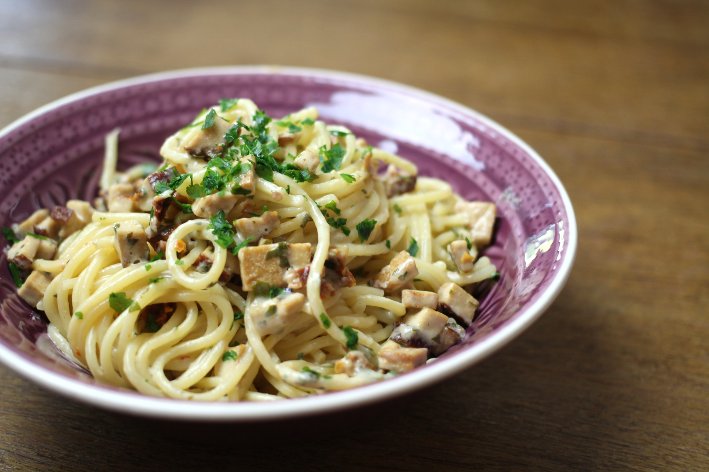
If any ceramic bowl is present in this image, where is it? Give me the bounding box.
[0,67,576,420]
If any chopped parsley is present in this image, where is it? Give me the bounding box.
[2,227,19,244]
[266,242,289,268]
[300,118,315,126]
[231,237,252,256]
[329,129,350,137]
[175,259,185,266]
[222,350,238,362]
[27,232,49,241]
[253,282,284,299]
[8,262,23,288]
[150,250,165,262]
[319,312,331,329]
[320,144,345,173]
[393,203,403,215]
[148,277,163,284]
[202,109,218,130]
[356,219,377,242]
[233,311,244,321]
[145,263,152,271]
[74,311,83,319]
[208,210,235,249]
[343,326,358,350]
[320,202,350,236]
[109,292,139,313]
[154,172,191,194]
[219,98,239,112]
[302,366,320,379]
[323,201,340,215]
[465,237,473,250]
[275,119,302,133]
[406,237,419,257]
[340,173,356,183]
[385,239,391,249]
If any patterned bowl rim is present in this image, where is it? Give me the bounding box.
[0,66,577,421]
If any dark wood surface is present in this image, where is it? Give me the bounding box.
[0,1,707,470]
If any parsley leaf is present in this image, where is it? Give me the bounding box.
[219,98,239,112]
[27,232,49,240]
[406,237,419,257]
[320,313,331,329]
[340,173,355,183]
[208,210,235,249]
[300,118,315,126]
[356,219,377,242]
[231,237,252,255]
[233,311,244,321]
[8,262,23,287]
[222,350,238,362]
[465,237,473,250]
[109,292,137,313]
[385,239,391,249]
[323,201,341,215]
[2,227,19,244]
[74,311,83,319]
[266,242,289,268]
[253,282,284,298]
[343,326,358,350]
[202,109,218,130]
[302,366,320,379]
[393,203,403,215]
[329,129,350,137]
[320,144,345,173]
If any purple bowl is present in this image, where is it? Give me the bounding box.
[0,67,577,420]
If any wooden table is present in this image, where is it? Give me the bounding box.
[0,1,707,470]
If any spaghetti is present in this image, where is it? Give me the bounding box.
[6,99,498,401]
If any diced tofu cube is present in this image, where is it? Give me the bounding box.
[107,183,135,212]
[34,216,60,239]
[192,193,240,219]
[437,282,479,326]
[377,340,428,373]
[234,211,280,240]
[36,238,58,260]
[18,271,52,307]
[383,165,417,197]
[7,236,40,269]
[113,219,149,267]
[432,319,466,356]
[448,239,476,273]
[372,251,418,294]
[182,114,231,157]
[294,148,319,172]
[455,201,496,247]
[13,209,49,237]
[251,292,305,336]
[401,289,438,310]
[403,307,449,342]
[234,161,255,193]
[238,242,311,290]
[59,200,94,238]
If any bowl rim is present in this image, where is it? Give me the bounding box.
[0,65,577,421]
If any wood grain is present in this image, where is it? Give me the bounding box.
[0,0,707,470]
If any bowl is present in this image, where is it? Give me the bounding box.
[0,66,576,420]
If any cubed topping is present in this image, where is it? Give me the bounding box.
[7,236,40,270]
[448,239,476,273]
[437,282,479,326]
[192,193,240,219]
[383,165,417,197]
[320,249,356,298]
[402,307,449,342]
[13,209,49,237]
[182,114,231,157]
[372,250,419,294]
[234,211,280,240]
[250,292,305,336]
[455,201,496,247]
[107,183,135,212]
[293,148,320,172]
[377,340,428,373]
[59,200,93,239]
[113,219,149,267]
[238,242,312,290]
[18,271,52,307]
[401,289,438,310]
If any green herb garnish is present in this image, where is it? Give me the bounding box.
[2,227,19,244]
[320,313,331,329]
[393,203,403,215]
[109,292,138,313]
[266,242,289,268]
[253,282,284,298]
[208,210,235,249]
[343,326,358,350]
[219,98,239,112]
[340,173,355,183]
[7,262,23,288]
[222,350,238,362]
[320,144,345,173]
[202,109,218,130]
[74,311,83,319]
[406,237,419,257]
[356,219,377,242]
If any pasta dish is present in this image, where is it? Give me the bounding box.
[5,99,497,401]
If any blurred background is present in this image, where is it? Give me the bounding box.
[0,0,707,470]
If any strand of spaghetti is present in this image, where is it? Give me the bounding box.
[166,220,227,290]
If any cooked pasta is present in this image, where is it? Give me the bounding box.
[7,99,498,401]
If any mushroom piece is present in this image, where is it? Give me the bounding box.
[192,193,240,219]
[18,271,52,308]
[383,165,417,197]
[377,340,428,373]
[113,219,149,267]
[372,251,419,294]
[437,282,479,326]
[238,242,312,291]
[234,211,280,240]
[293,148,320,173]
[182,113,232,157]
[455,201,496,247]
[401,289,438,310]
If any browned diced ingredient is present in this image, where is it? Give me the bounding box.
[192,193,240,219]
[113,219,149,267]
[455,201,496,247]
[431,319,466,356]
[33,216,60,239]
[437,282,479,326]
[277,133,296,146]
[320,249,356,298]
[182,114,231,157]
[334,351,373,376]
[107,183,135,212]
[18,271,52,307]
[402,307,449,342]
[294,148,320,172]
[401,289,438,310]
[59,200,93,239]
[132,179,155,212]
[372,251,418,294]
[383,165,417,197]
[377,340,428,373]
[13,209,49,237]
[448,239,476,273]
[234,211,279,240]
[7,236,40,269]
[219,252,240,282]
[238,242,312,290]
[250,292,306,336]
[36,238,58,260]
[235,162,255,193]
